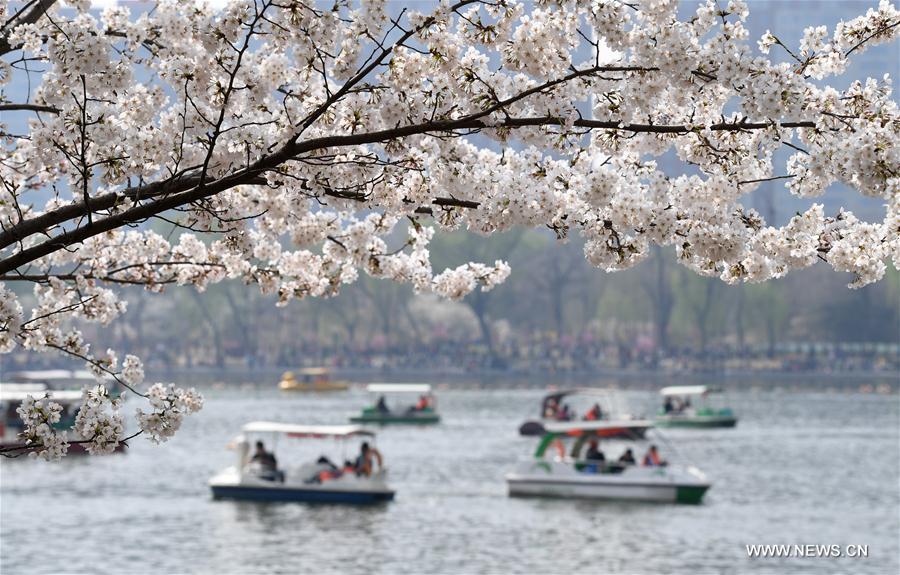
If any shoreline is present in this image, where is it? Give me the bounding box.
[144,365,900,391]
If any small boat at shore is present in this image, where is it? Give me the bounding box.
[349,384,440,425]
[518,388,651,438]
[655,385,738,428]
[506,421,711,504]
[278,368,349,392]
[209,422,394,504]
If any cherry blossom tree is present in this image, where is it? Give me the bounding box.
[0,0,897,458]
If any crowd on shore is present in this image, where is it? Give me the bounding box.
[5,337,896,377]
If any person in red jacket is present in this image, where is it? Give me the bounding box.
[642,445,667,467]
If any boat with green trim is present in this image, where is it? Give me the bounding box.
[349,383,440,425]
[655,385,738,428]
[209,422,395,504]
[506,421,711,504]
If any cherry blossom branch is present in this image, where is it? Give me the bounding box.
[0,115,819,268]
[0,0,57,55]
[0,103,59,113]
[0,430,141,458]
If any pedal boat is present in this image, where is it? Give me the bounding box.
[278,368,349,392]
[0,384,125,455]
[349,383,440,425]
[209,422,394,504]
[655,385,738,428]
[519,387,652,438]
[506,421,711,504]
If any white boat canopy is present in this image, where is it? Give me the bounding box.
[543,420,654,436]
[0,389,83,402]
[366,383,432,394]
[659,385,721,397]
[241,422,374,438]
[542,387,617,400]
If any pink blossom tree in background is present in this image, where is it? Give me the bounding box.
[0,0,897,458]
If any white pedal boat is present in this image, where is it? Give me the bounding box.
[209,422,394,504]
[506,421,711,504]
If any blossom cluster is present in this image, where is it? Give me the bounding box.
[72,385,126,455]
[15,394,69,460]
[135,383,203,443]
[0,0,897,458]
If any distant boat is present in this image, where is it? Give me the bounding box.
[209,422,394,504]
[655,385,738,428]
[350,383,440,425]
[278,367,349,392]
[0,383,125,455]
[518,387,652,438]
[506,421,711,504]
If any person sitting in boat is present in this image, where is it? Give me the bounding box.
[556,403,573,421]
[583,439,605,473]
[317,455,338,471]
[663,396,674,413]
[543,398,559,419]
[406,394,431,415]
[304,455,341,484]
[585,439,605,462]
[376,395,390,414]
[354,441,384,477]
[250,441,283,481]
[618,448,636,465]
[642,445,667,467]
[583,403,603,421]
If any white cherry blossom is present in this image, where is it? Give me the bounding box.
[0,0,897,459]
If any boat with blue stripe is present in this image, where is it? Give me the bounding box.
[209,422,395,505]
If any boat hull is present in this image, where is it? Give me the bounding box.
[279,382,349,392]
[211,484,394,504]
[655,415,737,428]
[350,413,440,425]
[209,466,394,505]
[507,476,708,504]
[506,460,710,504]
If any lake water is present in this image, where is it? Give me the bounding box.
[1,383,898,574]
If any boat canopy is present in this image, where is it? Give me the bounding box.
[543,387,614,401]
[291,367,331,376]
[659,385,720,397]
[542,420,653,436]
[241,421,374,438]
[366,383,432,394]
[0,389,83,402]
